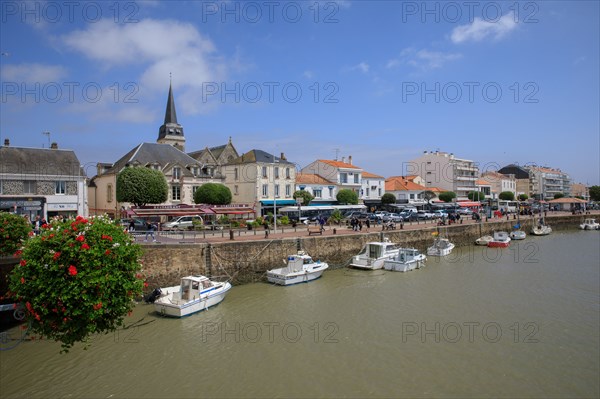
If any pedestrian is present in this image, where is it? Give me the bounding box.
[263,220,269,238]
[145,221,156,242]
[365,218,371,231]
[128,219,135,233]
[319,216,325,232]
[32,215,41,235]
[358,220,363,231]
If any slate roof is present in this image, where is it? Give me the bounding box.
[0,146,84,177]
[229,149,293,165]
[107,143,201,173]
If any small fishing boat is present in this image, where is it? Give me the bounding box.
[349,238,400,270]
[267,251,329,285]
[383,248,427,272]
[427,236,455,257]
[488,231,511,248]
[531,216,552,236]
[510,230,526,240]
[579,218,599,230]
[152,275,232,318]
[475,235,493,246]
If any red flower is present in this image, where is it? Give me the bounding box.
[102,234,113,241]
[53,252,61,261]
[144,282,149,288]
[68,265,77,276]
[81,243,90,250]
[20,277,25,284]
[28,231,34,236]
[72,226,78,231]
[76,235,85,242]
[14,249,22,256]
[104,250,111,255]
[19,259,26,266]
[93,302,102,310]
[42,223,50,229]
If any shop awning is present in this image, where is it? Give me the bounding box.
[457,201,482,207]
[260,200,297,206]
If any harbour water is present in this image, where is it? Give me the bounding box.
[1,230,598,398]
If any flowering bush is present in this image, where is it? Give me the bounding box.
[8,215,144,352]
[0,212,32,257]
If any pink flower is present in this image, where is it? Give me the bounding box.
[68,265,77,276]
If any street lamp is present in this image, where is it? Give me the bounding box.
[272,157,279,233]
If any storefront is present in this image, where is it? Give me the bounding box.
[0,197,45,220]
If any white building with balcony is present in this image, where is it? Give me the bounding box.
[301,156,362,197]
[480,171,517,198]
[295,173,337,204]
[527,166,571,200]
[407,151,479,200]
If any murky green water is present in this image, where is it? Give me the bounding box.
[1,231,599,398]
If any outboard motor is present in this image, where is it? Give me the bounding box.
[145,288,162,303]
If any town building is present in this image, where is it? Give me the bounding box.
[295,173,337,205]
[527,166,572,200]
[0,140,87,220]
[497,164,536,198]
[221,150,296,216]
[301,156,362,197]
[480,171,517,198]
[571,183,590,201]
[475,179,493,198]
[88,83,229,219]
[384,176,429,206]
[361,171,385,209]
[407,151,479,200]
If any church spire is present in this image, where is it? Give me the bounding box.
[157,78,185,152]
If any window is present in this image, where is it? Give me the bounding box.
[24,180,35,194]
[234,185,239,195]
[314,189,322,198]
[262,166,268,178]
[262,184,268,197]
[55,181,66,195]
[285,184,291,197]
[107,184,113,202]
[366,188,370,196]
[410,194,415,199]
[354,174,360,184]
[274,167,279,179]
[191,166,199,176]
[286,168,290,179]
[340,173,348,183]
[378,188,382,196]
[172,186,181,201]
[234,168,238,181]
[173,167,181,180]
[329,187,334,197]
[275,184,280,197]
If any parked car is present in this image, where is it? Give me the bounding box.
[374,211,390,220]
[162,215,204,230]
[383,213,403,222]
[457,207,474,215]
[398,208,418,221]
[432,210,447,219]
[345,212,369,220]
[417,210,434,220]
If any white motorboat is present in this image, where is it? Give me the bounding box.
[349,238,400,270]
[267,251,329,285]
[383,248,427,272]
[579,218,600,230]
[475,235,493,246]
[488,231,511,248]
[427,237,455,257]
[531,216,552,236]
[153,275,232,318]
[510,230,526,240]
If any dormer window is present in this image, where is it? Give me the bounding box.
[173,167,181,179]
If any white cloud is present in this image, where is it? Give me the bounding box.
[303,70,315,79]
[451,12,518,44]
[351,62,370,74]
[573,56,587,66]
[60,19,228,115]
[2,63,67,83]
[387,48,461,71]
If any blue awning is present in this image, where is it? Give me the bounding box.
[260,200,297,206]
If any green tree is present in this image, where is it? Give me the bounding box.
[553,193,564,199]
[336,189,359,205]
[293,190,314,206]
[194,183,232,205]
[589,186,600,202]
[467,191,485,201]
[518,194,529,201]
[116,167,168,207]
[381,193,396,205]
[329,209,343,224]
[438,191,457,203]
[9,215,144,352]
[499,191,515,201]
[421,190,437,207]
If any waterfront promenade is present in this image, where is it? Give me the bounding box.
[136,210,598,245]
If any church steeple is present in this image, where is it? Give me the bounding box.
[157,78,185,152]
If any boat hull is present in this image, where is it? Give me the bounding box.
[510,231,526,240]
[267,269,326,286]
[487,240,510,248]
[384,257,426,272]
[349,258,388,270]
[531,226,552,236]
[154,283,232,318]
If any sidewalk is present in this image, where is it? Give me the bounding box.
[137,211,593,245]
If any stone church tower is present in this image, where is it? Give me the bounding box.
[157,82,185,152]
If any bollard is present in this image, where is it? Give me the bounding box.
[229,230,234,240]
[333,228,337,235]
[400,222,404,230]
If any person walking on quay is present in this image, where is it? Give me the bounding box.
[128,219,135,233]
[365,218,371,232]
[263,220,270,238]
[145,221,156,242]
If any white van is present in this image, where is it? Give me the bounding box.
[163,215,203,230]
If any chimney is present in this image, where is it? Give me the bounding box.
[50,142,58,149]
[341,156,345,163]
[280,152,286,161]
[3,138,9,147]
[348,155,352,165]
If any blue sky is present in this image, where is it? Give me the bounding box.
[1,1,599,185]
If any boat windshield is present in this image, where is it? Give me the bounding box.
[369,245,382,259]
[303,258,314,264]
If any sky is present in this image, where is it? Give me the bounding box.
[1,0,599,185]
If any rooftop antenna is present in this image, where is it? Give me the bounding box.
[334,148,340,161]
[42,131,51,148]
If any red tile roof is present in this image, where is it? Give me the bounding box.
[362,171,384,179]
[385,176,427,191]
[318,159,361,169]
[295,173,334,185]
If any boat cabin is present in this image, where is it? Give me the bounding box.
[358,242,398,259]
[283,252,317,273]
[179,275,214,301]
[397,248,421,262]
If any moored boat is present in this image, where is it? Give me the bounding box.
[488,231,511,248]
[153,275,232,318]
[475,235,493,246]
[427,237,455,257]
[383,248,427,272]
[579,218,599,230]
[349,238,400,270]
[510,230,526,240]
[267,251,329,285]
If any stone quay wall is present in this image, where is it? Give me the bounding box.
[141,214,583,289]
